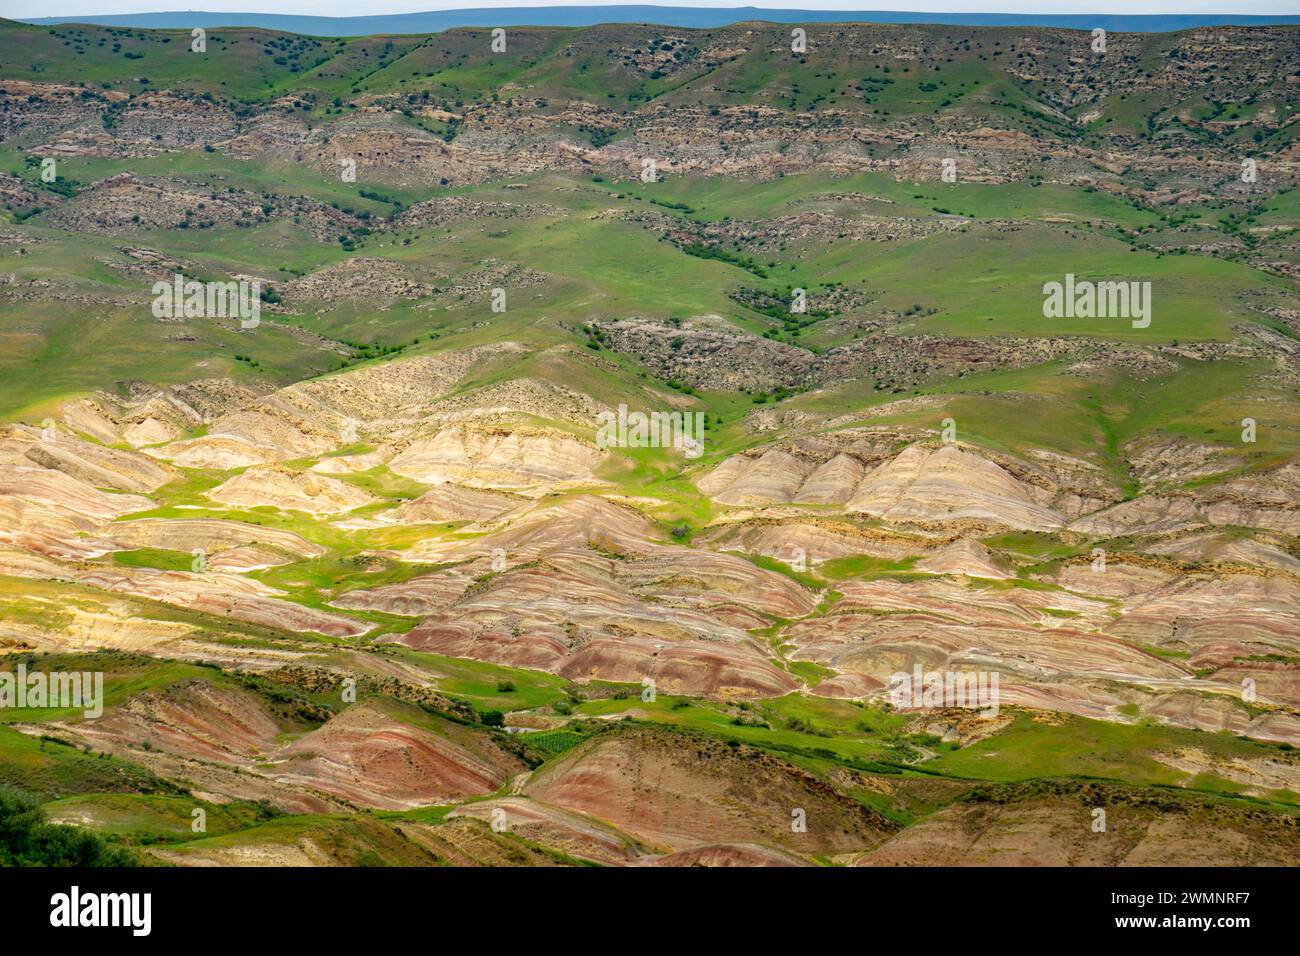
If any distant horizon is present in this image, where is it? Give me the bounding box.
[17,0,1300,21]
[16,4,1300,36]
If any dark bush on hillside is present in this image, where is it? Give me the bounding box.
[0,788,135,867]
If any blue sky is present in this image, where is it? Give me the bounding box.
[17,1,1300,18]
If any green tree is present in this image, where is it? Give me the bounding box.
[0,787,136,867]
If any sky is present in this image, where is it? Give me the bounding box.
[12,1,1300,18]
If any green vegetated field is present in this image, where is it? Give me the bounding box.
[2,161,1292,440]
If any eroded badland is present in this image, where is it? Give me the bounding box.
[1,17,1299,865]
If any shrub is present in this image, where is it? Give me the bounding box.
[0,788,135,867]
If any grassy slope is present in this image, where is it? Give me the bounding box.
[7,651,1294,859]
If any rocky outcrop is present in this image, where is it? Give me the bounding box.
[845,444,1065,531]
[388,424,605,490]
[702,440,1068,531]
[207,467,377,515]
